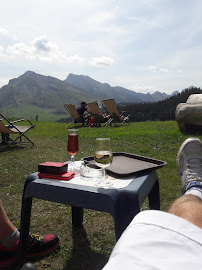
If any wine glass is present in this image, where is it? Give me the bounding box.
[94,138,113,188]
[67,129,79,171]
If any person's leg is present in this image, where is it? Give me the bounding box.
[168,137,202,228]
[102,137,202,270]
[176,137,202,196]
[0,199,20,247]
[0,198,59,268]
[0,199,16,237]
[168,194,202,228]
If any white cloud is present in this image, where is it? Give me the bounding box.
[31,35,53,52]
[0,26,17,49]
[6,43,34,58]
[148,66,156,72]
[4,35,84,64]
[0,27,12,38]
[89,56,114,67]
[147,66,169,73]
[65,55,84,64]
[1,1,202,94]
[159,68,168,72]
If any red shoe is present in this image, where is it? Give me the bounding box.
[0,242,18,268]
[0,252,18,268]
[0,233,59,267]
[27,233,59,258]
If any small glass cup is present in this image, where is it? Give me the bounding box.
[80,163,103,182]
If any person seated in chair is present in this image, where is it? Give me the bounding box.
[77,102,97,126]
[76,102,90,122]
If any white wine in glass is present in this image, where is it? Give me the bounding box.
[94,138,113,187]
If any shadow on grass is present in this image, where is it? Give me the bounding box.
[0,143,34,153]
[63,225,109,270]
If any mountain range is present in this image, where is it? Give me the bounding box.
[65,73,179,103]
[0,71,179,121]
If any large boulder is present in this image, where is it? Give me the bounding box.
[175,94,202,131]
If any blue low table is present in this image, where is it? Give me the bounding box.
[19,163,160,267]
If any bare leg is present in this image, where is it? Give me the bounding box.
[168,194,202,229]
[0,200,59,269]
[174,137,202,228]
[0,199,20,248]
[0,199,16,241]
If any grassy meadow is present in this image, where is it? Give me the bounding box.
[1,105,67,122]
[1,120,201,269]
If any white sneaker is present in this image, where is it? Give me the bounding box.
[176,137,202,194]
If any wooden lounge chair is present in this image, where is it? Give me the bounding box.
[64,104,86,126]
[0,114,34,151]
[102,99,130,125]
[87,101,112,126]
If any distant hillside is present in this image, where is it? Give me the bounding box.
[65,73,176,103]
[65,73,142,103]
[0,71,98,121]
[0,70,181,121]
[119,87,202,122]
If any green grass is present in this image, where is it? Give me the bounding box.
[2,105,67,122]
[1,120,202,269]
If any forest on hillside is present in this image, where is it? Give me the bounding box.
[119,87,202,122]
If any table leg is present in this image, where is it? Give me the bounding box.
[18,197,33,269]
[71,206,83,226]
[113,193,140,241]
[148,179,160,210]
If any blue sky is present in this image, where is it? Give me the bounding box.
[0,0,202,94]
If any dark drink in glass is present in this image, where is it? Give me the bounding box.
[67,129,79,171]
[68,134,79,155]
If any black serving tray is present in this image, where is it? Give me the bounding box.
[83,152,167,176]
